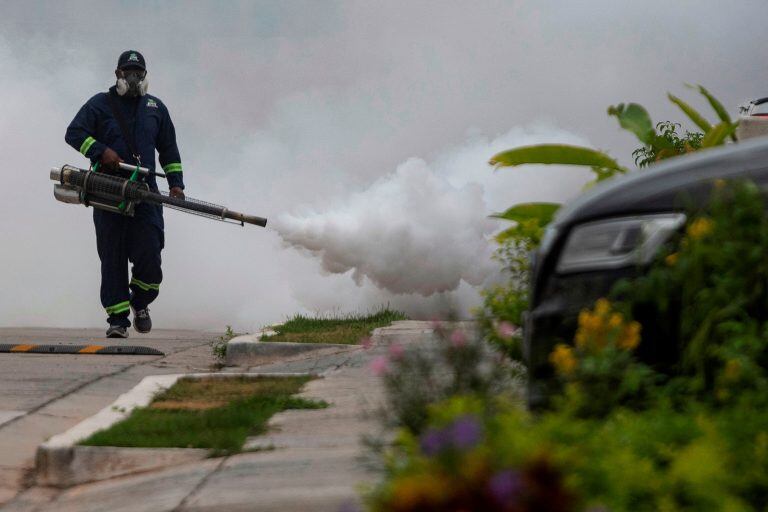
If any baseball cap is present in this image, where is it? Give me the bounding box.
[117,50,146,70]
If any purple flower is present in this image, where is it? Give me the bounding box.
[449,415,483,449]
[488,469,523,505]
[388,342,405,359]
[369,356,390,376]
[497,321,517,340]
[450,329,467,348]
[420,415,483,456]
[419,427,448,456]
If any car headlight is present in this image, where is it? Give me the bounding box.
[556,213,686,274]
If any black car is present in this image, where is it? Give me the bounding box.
[523,136,768,408]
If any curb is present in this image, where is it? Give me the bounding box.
[35,372,316,487]
[226,331,356,367]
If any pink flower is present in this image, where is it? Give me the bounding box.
[369,355,390,376]
[360,336,373,349]
[450,329,467,348]
[388,342,405,359]
[497,321,516,340]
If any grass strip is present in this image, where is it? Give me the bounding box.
[80,376,326,454]
[262,307,408,344]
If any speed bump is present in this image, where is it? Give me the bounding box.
[0,344,163,356]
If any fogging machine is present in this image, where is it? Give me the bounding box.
[50,163,267,227]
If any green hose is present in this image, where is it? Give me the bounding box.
[118,163,140,212]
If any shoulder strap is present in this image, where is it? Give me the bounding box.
[106,91,140,161]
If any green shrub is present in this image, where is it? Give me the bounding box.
[613,181,768,402]
[476,203,551,359]
[367,181,768,511]
[210,325,236,362]
[370,323,520,436]
[367,395,768,511]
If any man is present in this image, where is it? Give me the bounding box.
[65,50,185,338]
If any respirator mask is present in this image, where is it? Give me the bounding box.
[116,69,148,97]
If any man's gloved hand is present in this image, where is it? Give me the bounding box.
[100,147,123,171]
[170,187,185,200]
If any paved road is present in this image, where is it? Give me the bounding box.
[0,321,442,511]
[0,328,219,504]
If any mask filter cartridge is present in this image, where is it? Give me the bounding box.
[116,71,148,97]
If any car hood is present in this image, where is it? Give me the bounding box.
[552,136,768,229]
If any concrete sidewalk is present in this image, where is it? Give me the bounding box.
[2,321,438,512]
[0,329,217,505]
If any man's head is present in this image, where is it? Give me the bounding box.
[115,50,148,97]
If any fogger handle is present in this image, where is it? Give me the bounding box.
[117,163,165,178]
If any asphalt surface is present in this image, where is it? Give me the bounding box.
[0,321,446,511]
[0,328,219,505]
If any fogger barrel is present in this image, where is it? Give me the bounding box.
[50,165,267,227]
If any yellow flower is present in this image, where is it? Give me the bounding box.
[574,329,589,349]
[578,309,601,332]
[608,312,624,329]
[576,301,612,351]
[550,344,578,375]
[617,321,641,350]
[713,178,727,190]
[665,252,679,266]
[594,298,611,317]
[723,359,741,381]
[687,217,714,240]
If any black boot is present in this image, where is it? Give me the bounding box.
[106,324,129,338]
[132,305,152,333]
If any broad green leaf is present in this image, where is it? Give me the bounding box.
[701,122,737,148]
[491,202,560,225]
[668,93,712,133]
[686,83,732,124]
[686,83,737,141]
[607,103,655,145]
[591,166,625,182]
[489,144,626,172]
[494,220,545,244]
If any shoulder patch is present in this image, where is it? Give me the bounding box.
[146,98,158,108]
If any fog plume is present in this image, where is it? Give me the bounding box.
[275,128,590,296]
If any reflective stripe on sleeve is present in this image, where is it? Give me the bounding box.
[79,136,97,156]
[164,163,183,173]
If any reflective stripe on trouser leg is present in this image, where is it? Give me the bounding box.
[94,210,131,328]
[130,278,160,291]
[127,220,164,310]
[105,301,130,315]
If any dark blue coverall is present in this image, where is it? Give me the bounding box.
[65,86,184,327]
